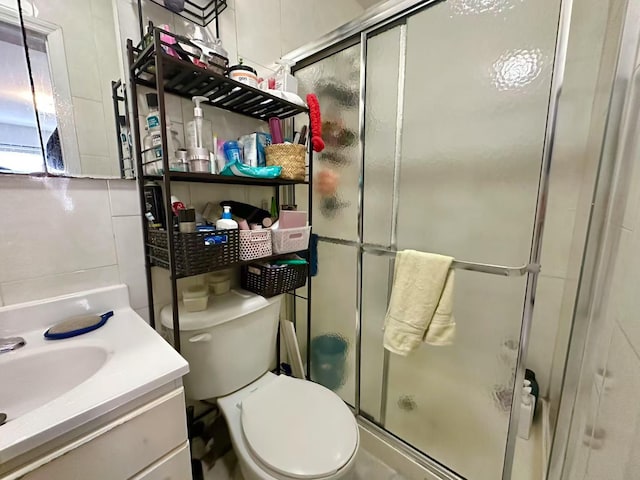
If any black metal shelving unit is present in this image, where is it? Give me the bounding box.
[126,28,313,356]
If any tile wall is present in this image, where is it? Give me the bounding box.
[564,82,640,479]
[560,4,640,477]
[0,175,149,321]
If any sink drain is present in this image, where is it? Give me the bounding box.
[0,413,6,426]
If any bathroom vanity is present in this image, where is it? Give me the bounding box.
[0,286,190,480]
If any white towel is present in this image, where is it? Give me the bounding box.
[383,250,456,356]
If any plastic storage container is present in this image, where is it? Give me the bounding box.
[271,226,311,254]
[206,269,232,295]
[183,285,209,312]
[241,262,307,297]
[147,229,240,277]
[239,229,272,261]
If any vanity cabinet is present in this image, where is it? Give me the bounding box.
[12,388,190,480]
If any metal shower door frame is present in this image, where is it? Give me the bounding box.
[289,0,573,477]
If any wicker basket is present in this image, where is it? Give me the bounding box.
[241,262,308,297]
[148,229,239,277]
[239,229,272,261]
[265,144,306,181]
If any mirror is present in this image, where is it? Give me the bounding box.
[0,0,126,178]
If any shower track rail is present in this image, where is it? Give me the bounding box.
[317,236,541,277]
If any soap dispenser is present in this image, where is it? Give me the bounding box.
[186,96,213,164]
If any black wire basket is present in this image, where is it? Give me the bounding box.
[241,262,308,297]
[148,229,239,277]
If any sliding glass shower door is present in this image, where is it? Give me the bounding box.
[294,1,562,478]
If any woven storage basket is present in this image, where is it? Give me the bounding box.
[272,226,311,254]
[241,262,308,297]
[148,229,239,277]
[239,229,272,261]
[265,144,306,181]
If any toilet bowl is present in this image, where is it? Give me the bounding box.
[218,372,359,480]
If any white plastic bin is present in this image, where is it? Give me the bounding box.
[239,229,272,261]
[271,226,311,254]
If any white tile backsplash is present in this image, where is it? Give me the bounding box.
[0,266,120,306]
[0,176,145,313]
[108,179,141,216]
[119,264,148,310]
[0,176,118,284]
[112,215,146,267]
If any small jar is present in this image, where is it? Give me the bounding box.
[227,63,258,88]
[182,285,209,312]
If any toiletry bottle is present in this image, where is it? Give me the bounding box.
[146,93,161,133]
[118,116,133,178]
[216,206,239,230]
[186,96,213,160]
[143,181,165,228]
[145,93,178,165]
[518,386,535,440]
[143,126,162,174]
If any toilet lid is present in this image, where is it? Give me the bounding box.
[241,376,358,479]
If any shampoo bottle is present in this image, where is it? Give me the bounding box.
[216,206,238,230]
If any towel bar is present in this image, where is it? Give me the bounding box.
[315,236,540,277]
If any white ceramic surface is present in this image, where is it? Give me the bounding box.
[241,375,358,479]
[160,291,281,400]
[0,285,188,464]
[0,344,108,421]
[218,373,359,480]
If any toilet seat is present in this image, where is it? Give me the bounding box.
[240,375,358,479]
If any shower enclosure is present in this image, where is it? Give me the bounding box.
[287,0,567,478]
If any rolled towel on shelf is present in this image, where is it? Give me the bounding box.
[383,250,456,356]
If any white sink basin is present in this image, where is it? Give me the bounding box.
[0,345,108,422]
[0,285,189,469]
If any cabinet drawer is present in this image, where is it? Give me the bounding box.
[22,388,188,480]
[130,442,191,480]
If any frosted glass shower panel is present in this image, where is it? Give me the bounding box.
[384,272,528,480]
[310,241,357,406]
[396,0,561,265]
[362,26,402,246]
[360,253,393,422]
[295,44,361,241]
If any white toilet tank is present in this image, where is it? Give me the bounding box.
[160,289,282,400]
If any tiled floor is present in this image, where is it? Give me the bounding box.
[203,447,406,480]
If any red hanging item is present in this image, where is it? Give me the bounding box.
[306,93,325,152]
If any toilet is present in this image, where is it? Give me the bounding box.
[160,289,359,480]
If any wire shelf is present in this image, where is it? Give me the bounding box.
[131,28,308,121]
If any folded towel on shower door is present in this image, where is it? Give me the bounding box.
[383,250,456,356]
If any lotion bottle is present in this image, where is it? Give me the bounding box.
[216,206,238,230]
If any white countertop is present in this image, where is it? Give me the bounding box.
[0,285,189,465]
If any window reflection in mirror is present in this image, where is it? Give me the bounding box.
[0,18,48,174]
[1,0,125,178]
